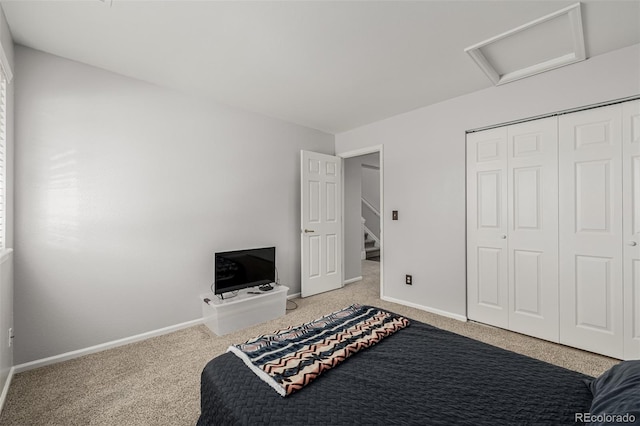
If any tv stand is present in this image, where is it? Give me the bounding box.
[201,285,288,335]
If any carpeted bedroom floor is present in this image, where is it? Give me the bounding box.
[0,260,619,425]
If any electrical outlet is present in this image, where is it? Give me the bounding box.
[7,327,13,347]
[405,274,412,285]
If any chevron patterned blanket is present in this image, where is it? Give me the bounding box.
[227,304,410,396]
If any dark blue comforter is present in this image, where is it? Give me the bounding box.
[198,317,593,425]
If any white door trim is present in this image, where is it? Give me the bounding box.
[337,145,384,298]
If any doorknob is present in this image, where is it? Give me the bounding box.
[500,235,507,239]
[630,241,638,246]
[304,229,315,233]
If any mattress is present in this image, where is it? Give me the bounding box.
[198,318,593,425]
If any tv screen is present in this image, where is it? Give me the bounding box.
[214,247,275,295]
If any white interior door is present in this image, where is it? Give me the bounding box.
[301,150,342,298]
[623,100,640,359]
[466,127,509,328]
[507,117,559,342]
[559,104,624,359]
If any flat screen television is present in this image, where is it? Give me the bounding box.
[214,247,276,295]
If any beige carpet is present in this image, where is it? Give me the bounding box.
[0,260,618,425]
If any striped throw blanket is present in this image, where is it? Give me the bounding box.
[227,304,410,396]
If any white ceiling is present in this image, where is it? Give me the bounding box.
[2,1,639,134]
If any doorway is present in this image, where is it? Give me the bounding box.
[339,146,383,297]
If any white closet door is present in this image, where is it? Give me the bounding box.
[507,118,559,342]
[559,104,624,359]
[623,100,640,359]
[467,127,509,328]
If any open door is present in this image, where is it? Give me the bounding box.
[301,150,342,297]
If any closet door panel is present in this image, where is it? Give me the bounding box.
[467,128,508,328]
[507,117,559,341]
[559,104,624,359]
[623,100,640,359]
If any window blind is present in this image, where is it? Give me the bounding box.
[0,69,7,250]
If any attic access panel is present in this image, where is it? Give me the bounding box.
[465,3,586,85]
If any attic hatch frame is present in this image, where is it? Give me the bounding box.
[465,2,586,86]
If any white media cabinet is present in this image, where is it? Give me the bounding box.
[201,285,289,335]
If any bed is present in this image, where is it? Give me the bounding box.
[197,305,638,426]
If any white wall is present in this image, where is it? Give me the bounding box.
[361,163,380,210]
[343,156,362,281]
[14,46,334,364]
[335,44,640,319]
[361,154,380,239]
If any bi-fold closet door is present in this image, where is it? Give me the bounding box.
[467,99,640,360]
[466,117,559,342]
[558,101,640,360]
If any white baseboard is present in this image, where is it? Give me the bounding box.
[343,276,363,285]
[287,292,300,300]
[381,295,468,322]
[0,366,15,416]
[13,318,204,374]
